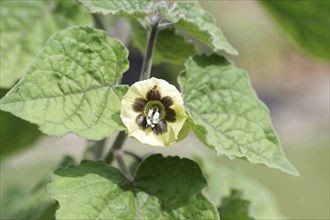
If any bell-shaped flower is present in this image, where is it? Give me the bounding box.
[121,77,187,146]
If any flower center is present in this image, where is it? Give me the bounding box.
[146,106,161,128]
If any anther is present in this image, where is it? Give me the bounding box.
[146,107,161,127]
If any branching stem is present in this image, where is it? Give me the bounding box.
[140,20,160,80]
[105,131,127,164]
[88,7,161,177]
[114,148,134,182]
[104,131,133,181]
[124,150,143,162]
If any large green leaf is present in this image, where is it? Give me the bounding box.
[178,54,298,176]
[0,0,92,88]
[260,1,329,61]
[48,154,219,219]
[159,1,238,56]
[219,189,254,220]
[0,26,129,140]
[130,20,196,65]
[79,0,152,17]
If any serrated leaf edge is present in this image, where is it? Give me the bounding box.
[179,55,299,176]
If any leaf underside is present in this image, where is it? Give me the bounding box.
[130,20,196,65]
[79,0,153,17]
[159,1,238,55]
[178,54,298,176]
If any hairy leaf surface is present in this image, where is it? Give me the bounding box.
[48,154,219,219]
[79,0,152,17]
[0,26,129,140]
[0,0,92,88]
[159,1,238,55]
[178,54,298,176]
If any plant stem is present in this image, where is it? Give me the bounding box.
[96,10,160,177]
[83,139,106,160]
[140,20,160,80]
[92,14,105,30]
[104,131,133,181]
[104,131,127,164]
[124,150,143,162]
[114,148,133,181]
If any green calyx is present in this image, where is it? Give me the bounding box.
[143,100,166,120]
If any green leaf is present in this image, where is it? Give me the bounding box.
[0,26,129,140]
[130,20,196,65]
[48,154,219,220]
[260,1,329,61]
[79,0,153,17]
[159,1,238,55]
[0,111,41,158]
[0,0,92,88]
[3,156,75,220]
[196,154,284,219]
[178,54,298,176]
[0,89,42,158]
[219,189,254,220]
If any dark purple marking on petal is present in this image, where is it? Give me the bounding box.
[132,98,147,113]
[165,107,176,122]
[153,120,167,135]
[146,86,161,101]
[160,96,173,108]
[136,113,148,130]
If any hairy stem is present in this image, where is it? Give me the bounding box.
[104,131,133,181]
[104,131,127,164]
[114,148,133,181]
[140,20,160,80]
[92,14,105,30]
[91,8,160,176]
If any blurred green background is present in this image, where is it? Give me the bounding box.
[1,1,329,219]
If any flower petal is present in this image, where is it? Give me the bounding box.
[121,99,140,133]
[161,96,174,107]
[146,87,161,101]
[156,78,184,105]
[165,107,176,122]
[132,98,147,113]
[121,77,187,147]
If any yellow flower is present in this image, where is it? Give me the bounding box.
[121,77,187,146]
